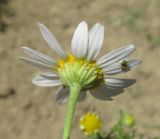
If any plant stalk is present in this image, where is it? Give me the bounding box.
[63,84,81,139]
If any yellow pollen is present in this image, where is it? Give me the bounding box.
[80,112,102,135]
[67,54,75,63]
[57,54,76,69]
[57,54,101,72]
[57,59,65,68]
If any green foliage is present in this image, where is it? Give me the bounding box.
[106,0,150,32]
[120,0,151,33]
[147,33,160,48]
[121,8,146,32]
[84,112,160,139]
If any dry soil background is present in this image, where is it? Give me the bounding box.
[0,0,160,139]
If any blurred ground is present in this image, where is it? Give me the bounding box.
[0,0,160,139]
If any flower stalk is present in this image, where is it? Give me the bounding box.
[63,84,81,139]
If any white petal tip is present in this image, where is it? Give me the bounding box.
[128,58,142,67]
[32,79,36,84]
[80,21,87,24]
[19,56,27,61]
[136,59,142,64]
[38,23,48,31]
[19,56,23,60]
[78,21,88,28]
[32,78,40,86]
[21,46,27,49]
[38,23,44,27]
[128,44,136,49]
[21,47,30,52]
[94,23,100,27]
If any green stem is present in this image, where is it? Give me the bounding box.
[63,84,81,139]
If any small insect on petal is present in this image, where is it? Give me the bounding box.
[121,60,130,71]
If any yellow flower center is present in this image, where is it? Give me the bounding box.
[55,54,104,88]
[57,55,99,71]
[80,112,102,135]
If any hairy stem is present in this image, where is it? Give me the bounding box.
[63,84,81,139]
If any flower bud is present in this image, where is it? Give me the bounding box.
[121,113,135,127]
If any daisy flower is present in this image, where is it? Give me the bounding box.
[20,21,141,139]
[80,112,102,135]
[20,21,141,104]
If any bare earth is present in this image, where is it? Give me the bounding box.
[0,0,160,139]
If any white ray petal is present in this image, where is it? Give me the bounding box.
[103,62,122,75]
[90,78,135,100]
[40,72,59,80]
[128,58,142,68]
[90,84,124,101]
[103,58,141,75]
[20,57,53,70]
[22,47,55,65]
[38,23,66,58]
[71,21,88,58]
[87,23,104,60]
[55,86,69,104]
[98,44,135,68]
[104,78,136,89]
[32,74,62,87]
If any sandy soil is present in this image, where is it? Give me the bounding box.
[0,0,160,139]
